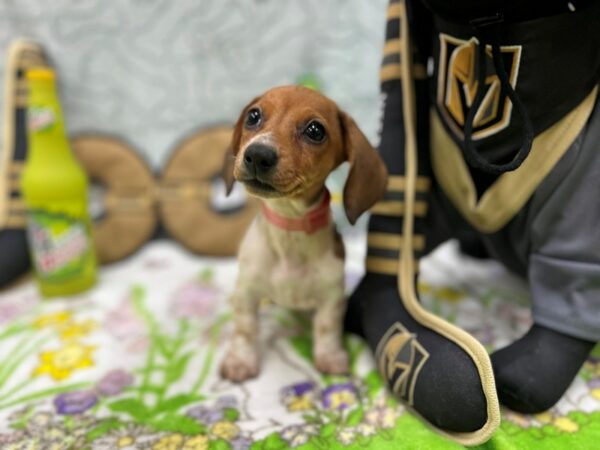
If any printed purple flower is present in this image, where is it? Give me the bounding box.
[0,295,36,325]
[215,395,238,410]
[54,390,98,415]
[230,435,253,450]
[171,283,219,319]
[187,405,224,424]
[282,382,315,398]
[96,369,134,396]
[281,382,317,412]
[321,382,357,410]
[104,298,146,341]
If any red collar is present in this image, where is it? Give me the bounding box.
[261,190,331,234]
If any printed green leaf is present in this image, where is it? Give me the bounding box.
[210,439,232,450]
[302,414,320,424]
[166,352,193,383]
[85,418,125,441]
[151,413,205,435]
[253,432,288,450]
[345,406,364,426]
[364,370,384,398]
[154,393,206,413]
[319,423,336,438]
[108,397,151,422]
[289,335,313,362]
[155,334,174,359]
[223,407,240,421]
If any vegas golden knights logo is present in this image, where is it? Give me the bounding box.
[437,33,522,140]
[376,322,429,406]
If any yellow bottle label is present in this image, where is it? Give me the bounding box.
[27,209,94,282]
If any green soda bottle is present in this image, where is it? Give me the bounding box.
[21,68,97,296]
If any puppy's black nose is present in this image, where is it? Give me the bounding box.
[244,144,278,173]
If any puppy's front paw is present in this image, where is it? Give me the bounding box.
[220,347,259,383]
[315,348,349,375]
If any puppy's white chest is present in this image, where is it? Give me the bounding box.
[270,253,343,310]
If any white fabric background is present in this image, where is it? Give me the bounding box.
[0,0,388,167]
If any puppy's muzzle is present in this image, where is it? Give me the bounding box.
[243,144,278,177]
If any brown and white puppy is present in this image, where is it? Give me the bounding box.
[221,85,387,382]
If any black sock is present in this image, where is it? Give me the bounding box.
[491,323,595,413]
[347,273,489,432]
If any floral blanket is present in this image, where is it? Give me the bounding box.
[0,238,599,450]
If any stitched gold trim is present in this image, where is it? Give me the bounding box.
[387,2,402,19]
[380,64,402,83]
[431,86,598,233]
[4,214,26,228]
[383,39,402,57]
[371,200,427,217]
[395,1,500,444]
[376,322,430,406]
[8,177,21,193]
[368,232,425,252]
[366,256,400,275]
[381,65,428,83]
[387,175,430,192]
[1,41,47,228]
[9,162,24,176]
[8,198,26,212]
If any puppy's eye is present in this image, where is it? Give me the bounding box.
[303,121,326,143]
[245,108,261,128]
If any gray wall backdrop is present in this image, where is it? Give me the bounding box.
[0,0,388,168]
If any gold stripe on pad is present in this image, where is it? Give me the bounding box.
[387,2,402,19]
[371,200,427,217]
[380,64,402,83]
[387,175,430,192]
[383,39,401,57]
[5,214,26,228]
[368,233,425,251]
[8,199,26,212]
[9,162,24,176]
[366,257,399,276]
[8,177,21,192]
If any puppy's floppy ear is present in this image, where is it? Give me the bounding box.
[223,95,261,195]
[339,110,388,224]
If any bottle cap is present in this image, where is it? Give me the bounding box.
[26,68,55,81]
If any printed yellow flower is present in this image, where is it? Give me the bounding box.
[32,342,95,381]
[357,423,376,436]
[210,421,240,440]
[534,412,553,424]
[183,435,209,450]
[381,407,397,428]
[152,433,184,450]
[327,391,356,410]
[287,394,314,412]
[58,319,97,341]
[417,282,432,294]
[553,416,579,433]
[435,287,464,303]
[117,436,135,447]
[32,311,72,329]
[337,427,356,445]
[46,427,66,440]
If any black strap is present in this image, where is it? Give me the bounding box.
[462,14,535,174]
